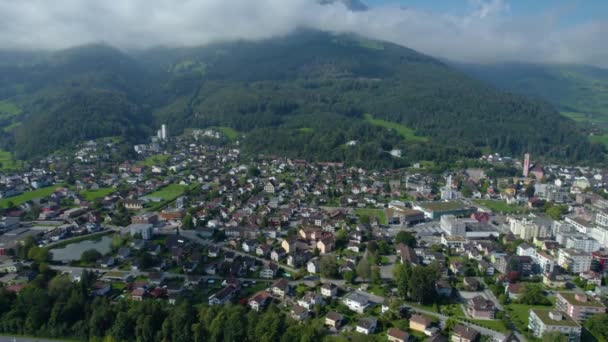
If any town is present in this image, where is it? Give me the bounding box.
[1,127,608,342]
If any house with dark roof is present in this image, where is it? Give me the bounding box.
[387,327,410,342]
[467,295,496,319]
[452,324,480,342]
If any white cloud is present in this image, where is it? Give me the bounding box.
[0,0,606,67]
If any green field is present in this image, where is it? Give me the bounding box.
[506,302,554,332]
[364,114,428,142]
[298,127,314,133]
[3,122,22,132]
[464,318,509,333]
[216,126,239,141]
[589,133,608,148]
[474,199,527,214]
[0,185,60,208]
[80,187,115,201]
[146,184,188,201]
[0,149,23,172]
[0,100,21,119]
[138,154,170,167]
[354,208,387,225]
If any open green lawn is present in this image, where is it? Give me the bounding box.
[297,127,314,133]
[0,185,61,208]
[506,302,555,332]
[0,149,24,172]
[138,154,169,167]
[474,199,527,214]
[80,187,115,201]
[465,318,509,333]
[354,208,387,225]
[589,133,608,148]
[214,126,239,141]
[364,113,428,143]
[0,100,21,118]
[146,184,188,201]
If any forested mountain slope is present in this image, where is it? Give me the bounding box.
[454,62,608,127]
[0,31,603,166]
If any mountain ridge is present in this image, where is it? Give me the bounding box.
[0,31,603,166]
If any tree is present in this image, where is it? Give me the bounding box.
[367,241,378,256]
[408,264,440,304]
[395,231,416,247]
[542,332,568,342]
[81,249,102,264]
[343,271,355,284]
[519,283,551,305]
[584,313,608,341]
[393,263,411,299]
[524,184,535,198]
[27,246,49,263]
[371,266,382,286]
[319,256,338,279]
[356,258,371,281]
[182,214,194,230]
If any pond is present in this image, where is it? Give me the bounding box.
[50,235,114,262]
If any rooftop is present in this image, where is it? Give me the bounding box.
[530,309,580,327]
[558,292,606,308]
[418,201,467,212]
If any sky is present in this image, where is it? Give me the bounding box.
[0,0,606,67]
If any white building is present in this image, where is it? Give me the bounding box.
[534,251,556,274]
[558,248,592,274]
[510,217,551,241]
[342,292,370,314]
[596,210,608,228]
[440,215,466,237]
[127,223,154,240]
[528,310,581,342]
[566,236,600,253]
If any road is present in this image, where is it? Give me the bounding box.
[0,337,70,342]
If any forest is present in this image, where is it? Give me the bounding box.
[0,30,604,166]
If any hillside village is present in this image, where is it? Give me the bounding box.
[1,129,608,341]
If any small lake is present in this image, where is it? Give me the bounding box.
[51,235,114,262]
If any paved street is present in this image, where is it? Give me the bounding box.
[0,337,70,342]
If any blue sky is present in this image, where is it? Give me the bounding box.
[366,0,608,25]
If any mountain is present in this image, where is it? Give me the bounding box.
[0,31,603,166]
[454,62,608,128]
[0,44,159,157]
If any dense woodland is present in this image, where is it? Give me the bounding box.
[0,30,604,166]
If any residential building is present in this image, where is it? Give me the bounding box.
[451,324,479,342]
[387,328,410,342]
[325,311,344,329]
[355,317,377,335]
[509,217,551,241]
[558,249,593,274]
[270,278,290,298]
[342,292,370,313]
[409,314,432,333]
[127,223,153,240]
[466,296,495,319]
[248,291,272,311]
[556,292,606,323]
[208,285,237,306]
[290,305,309,321]
[528,310,581,342]
[565,236,600,253]
[321,283,338,298]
